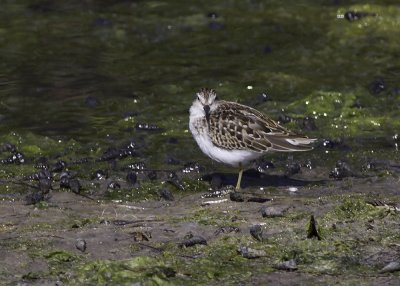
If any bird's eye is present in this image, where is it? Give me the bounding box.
[197,96,200,101]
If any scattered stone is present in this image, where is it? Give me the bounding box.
[230,192,244,202]
[75,239,87,252]
[274,259,298,271]
[25,192,46,205]
[237,245,267,259]
[0,142,16,153]
[38,178,52,194]
[126,172,137,185]
[85,95,99,108]
[307,215,321,240]
[50,160,67,172]
[379,261,400,273]
[261,205,288,218]
[179,234,207,248]
[249,225,264,241]
[69,179,82,194]
[182,162,205,173]
[369,78,385,95]
[1,152,25,164]
[329,160,354,179]
[107,181,121,190]
[159,189,174,201]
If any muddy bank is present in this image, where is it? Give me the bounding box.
[1,174,400,285]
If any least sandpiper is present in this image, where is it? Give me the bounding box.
[189,88,316,190]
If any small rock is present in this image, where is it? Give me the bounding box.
[329,160,354,179]
[179,235,207,248]
[249,225,263,241]
[75,239,87,252]
[379,261,400,273]
[237,245,266,259]
[274,259,298,271]
[126,172,137,185]
[108,181,121,190]
[159,189,174,201]
[261,205,288,217]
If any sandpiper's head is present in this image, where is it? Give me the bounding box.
[193,88,218,120]
[195,88,217,106]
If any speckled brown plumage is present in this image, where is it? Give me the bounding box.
[206,100,312,152]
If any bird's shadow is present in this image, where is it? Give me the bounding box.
[202,169,325,188]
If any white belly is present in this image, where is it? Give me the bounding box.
[189,116,262,167]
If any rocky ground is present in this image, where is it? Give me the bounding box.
[1,170,400,285]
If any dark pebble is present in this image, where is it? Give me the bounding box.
[179,235,207,248]
[75,239,87,252]
[50,160,67,172]
[69,179,82,194]
[126,172,137,185]
[369,78,385,95]
[25,192,45,205]
[108,181,121,189]
[85,95,99,108]
[249,225,263,241]
[0,143,16,153]
[39,178,52,194]
[274,259,298,271]
[329,160,353,179]
[182,161,205,173]
[230,192,244,202]
[99,147,120,161]
[1,152,25,164]
[59,172,70,188]
[160,189,174,201]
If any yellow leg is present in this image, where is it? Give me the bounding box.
[235,164,243,190]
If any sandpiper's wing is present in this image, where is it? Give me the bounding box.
[208,101,316,152]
